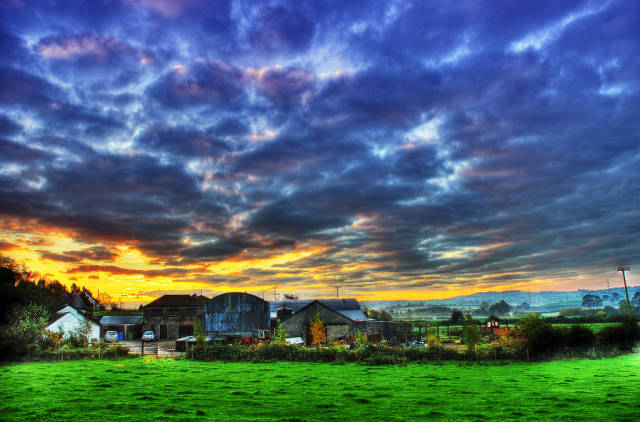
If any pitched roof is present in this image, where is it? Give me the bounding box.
[62,292,87,310]
[47,312,67,326]
[268,298,363,319]
[99,316,143,326]
[144,294,205,308]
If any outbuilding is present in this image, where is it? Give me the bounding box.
[279,299,412,345]
[142,294,207,340]
[203,293,270,341]
[99,316,144,340]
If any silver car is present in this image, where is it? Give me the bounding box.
[142,331,157,341]
[104,331,119,342]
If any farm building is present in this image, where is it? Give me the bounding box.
[142,294,207,340]
[99,315,143,340]
[46,305,101,342]
[203,293,270,341]
[279,299,411,345]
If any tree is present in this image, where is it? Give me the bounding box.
[517,314,563,357]
[309,311,326,346]
[194,319,206,346]
[283,294,299,300]
[583,294,596,308]
[593,295,603,309]
[367,309,380,319]
[631,292,640,307]
[75,313,97,346]
[272,323,289,346]
[0,302,49,357]
[450,310,464,323]
[378,310,392,321]
[489,300,511,316]
[462,313,482,350]
[479,301,490,312]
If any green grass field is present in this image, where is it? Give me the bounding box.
[1,355,639,421]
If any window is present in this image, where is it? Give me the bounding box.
[168,308,180,317]
[186,308,197,316]
[151,309,163,317]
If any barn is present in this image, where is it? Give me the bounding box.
[142,294,207,340]
[203,293,270,341]
[279,299,412,345]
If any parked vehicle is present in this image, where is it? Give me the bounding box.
[142,331,157,341]
[104,331,119,342]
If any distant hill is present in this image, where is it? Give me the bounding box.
[361,285,640,311]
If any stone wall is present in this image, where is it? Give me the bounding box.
[280,302,352,343]
[352,320,412,341]
[143,306,204,339]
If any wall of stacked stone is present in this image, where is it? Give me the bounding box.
[352,320,412,341]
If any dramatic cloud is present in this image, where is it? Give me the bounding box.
[1,0,639,303]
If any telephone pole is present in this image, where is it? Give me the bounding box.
[336,286,341,299]
[617,267,632,319]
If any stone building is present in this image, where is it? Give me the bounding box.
[279,299,411,345]
[142,294,207,340]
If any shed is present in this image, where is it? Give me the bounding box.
[99,316,144,340]
[203,293,270,339]
[279,299,412,344]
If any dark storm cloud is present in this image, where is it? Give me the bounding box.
[39,246,119,263]
[66,264,190,278]
[252,66,315,109]
[0,27,31,65]
[145,60,245,108]
[135,125,231,158]
[309,67,442,129]
[0,114,22,136]
[0,67,64,109]
[0,137,51,163]
[249,4,315,53]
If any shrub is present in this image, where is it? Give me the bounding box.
[597,319,640,350]
[516,314,566,358]
[565,324,597,348]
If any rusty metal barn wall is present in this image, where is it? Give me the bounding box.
[204,293,269,335]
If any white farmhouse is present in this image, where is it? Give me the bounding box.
[46,305,101,343]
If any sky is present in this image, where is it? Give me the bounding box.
[1,0,639,305]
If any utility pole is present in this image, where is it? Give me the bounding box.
[274,287,277,301]
[617,267,632,319]
[336,286,341,299]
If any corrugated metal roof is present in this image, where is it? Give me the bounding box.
[99,316,143,326]
[334,309,371,321]
[269,298,362,318]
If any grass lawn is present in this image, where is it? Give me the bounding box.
[1,355,639,421]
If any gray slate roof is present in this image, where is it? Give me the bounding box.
[99,316,143,326]
[268,298,369,320]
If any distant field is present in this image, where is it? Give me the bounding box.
[1,355,639,421]
[542,300,583,307]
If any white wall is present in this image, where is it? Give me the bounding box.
[47,309,101,342]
